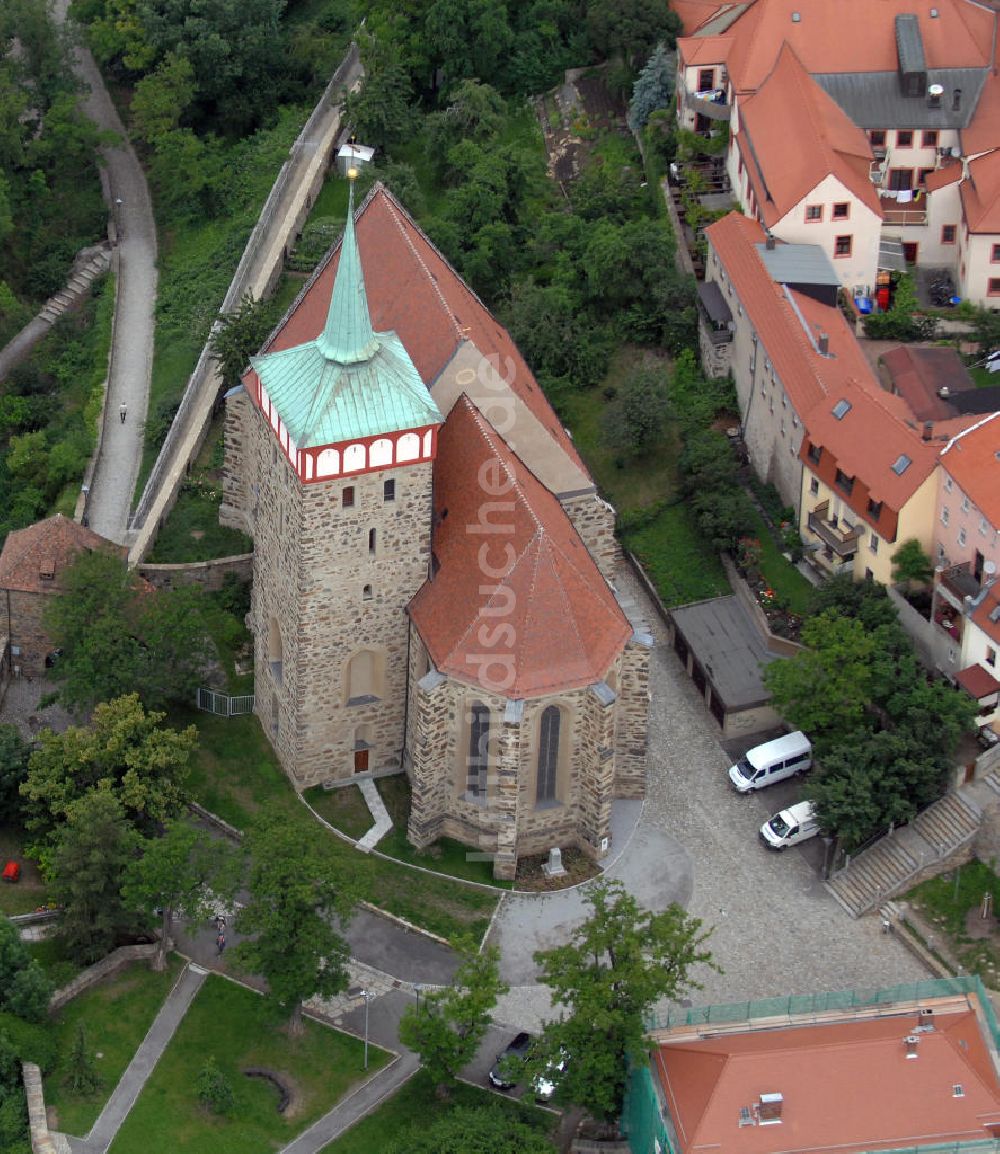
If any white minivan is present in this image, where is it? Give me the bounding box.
[728,731,812,793]
[760,800,819,850]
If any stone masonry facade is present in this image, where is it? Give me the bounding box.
[3,589,54,677]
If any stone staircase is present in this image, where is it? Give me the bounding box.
[38,245,111,324]
[827,789,984,918]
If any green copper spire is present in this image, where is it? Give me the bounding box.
[317,172,379,364]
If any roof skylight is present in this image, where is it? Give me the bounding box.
[891,454,912,475]
[832,399,852,420]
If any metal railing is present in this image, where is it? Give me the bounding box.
[196,687,255,717]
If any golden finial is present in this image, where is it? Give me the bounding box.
[347,166,358,182]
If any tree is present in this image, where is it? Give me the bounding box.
[534,880,714,1122]
[399,944,508,1092]
[343,33,416,151]
[891,538,934,590]
[628,43,675,133]
[424,0,513,90]
[197,1056,234,1115]
[21,694,197,845]
[65,1024,102,1096]
[0,725,30,825]
[122,819,241,970]
[763,611,878,746]
[603,365,670,460]
[43,549,211,710]
[208,293,279,392]
[129,50,195,144]
[0,916,53,1023]
[234,815,357,1034]
[586,0,681,69]
[388,1104,556,1153]
[50,791,140,964]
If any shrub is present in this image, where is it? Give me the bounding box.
[197,1056,235,1115]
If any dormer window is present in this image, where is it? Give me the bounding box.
[38,558,55,581]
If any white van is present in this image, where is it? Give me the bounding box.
[760,800,819,850]
[728,731,812,793]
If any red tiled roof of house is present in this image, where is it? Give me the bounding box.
[963,72,1000,156]
[0,515,118,595]
[252,184,587,480]
[879,345,976,422]
[656,1007,1000,1154]
[924,162,964,193]
[971,582,1000,646]
[673,0,734,36]
[721,0,993,93]
[940,411,1000,525]
[957,662,1000,698]
[960,149,1000,233]
[705,212,876,415]
[738,43,881,227]
[678,33,735,65]
[408,396,630,698]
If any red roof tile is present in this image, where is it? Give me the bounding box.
[408,396,630,698]
[960,149,1000,233]
[678,33,735,65]
[721,0,993,93]
[963,72,1000,156]
[879,345,976,422]
[657,1008,1000,1154]
[253,185,587,479]
[0,515,118,595]
[739,43,881,226]
[673,0,735,36]
[940,412,1000,525]
[957,663,1000,698]
[972,582,1000,646]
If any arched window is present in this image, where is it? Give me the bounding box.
[362,583,373,601]
[344,443,366,472]
[347,650,378,703]
[537,706,561,804]
[268,618,283,686]
[467,701,490,798]
[370,438,392,467]
[316,448,339,478]
[397,432,419,461]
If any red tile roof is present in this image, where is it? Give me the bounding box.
[408,396,630,698]
[656,1008,1000,1154]
[940,412,1000,525]
[720,0,993,93]
[879,345,976,422]
[957,662,1000,698]
[673,0,735,36]
[960,149,1000,233]
[963,72,1000,156]
[254,184,587,479]
[679,34,735,66]
[738,43,881,227]
[972,582,1000,647]
[0,515,117,595]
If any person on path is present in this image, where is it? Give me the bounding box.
[119,402,127,423]
[216,932,226,956]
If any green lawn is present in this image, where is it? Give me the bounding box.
[108,974,388,1154]
[623,503,730,608]
[321,1070,556,1153]
[745,506,813,616]
[304,783,374,841]
[906,859,1000,987]
[145,483,252,563]
[46,956,185,1138]
[180,711,500,943]
[0,825,48,916]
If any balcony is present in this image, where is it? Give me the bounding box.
[683,87,731,121]
[881,205,928,226]
[940,561,982,604]
[806,501,864,557]
[933,603,964,643]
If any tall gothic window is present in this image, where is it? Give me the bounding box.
[536,706,561,803]
[468,701,490,798]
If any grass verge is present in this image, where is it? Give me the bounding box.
[107,973,388,1154]
[745,506,813,616]
[180,711,499,942]
[0,825,48,916]
[906,859,1000,987]
[623,504,729,607]
[45,955,185,1137]
[320,1069,556,1153]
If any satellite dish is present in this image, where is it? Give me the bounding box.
[985,560,998,577]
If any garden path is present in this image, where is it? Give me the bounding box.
[65,962,207,1154]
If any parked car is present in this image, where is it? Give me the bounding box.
[489,1032,532,1090]
[2,860,21,883]
[728,731,812,793]
[760,801,819,851]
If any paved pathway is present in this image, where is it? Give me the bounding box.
[54,0,158,545]
[66,963,208,1154]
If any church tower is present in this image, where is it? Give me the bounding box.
[236,173,443,786]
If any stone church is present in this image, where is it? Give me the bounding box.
[220,179,651,878]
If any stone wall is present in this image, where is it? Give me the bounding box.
[220,387,250,532]
[137,553,253,591]
[22,1062,57,1154]
[4,588,53,678]
[722,555,804,658]
[49,943,158,1012]
[698,315,732,379]
[615,636,652,799]
[561,492,621,583]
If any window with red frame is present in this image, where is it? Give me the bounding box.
[805,204,823,222]
[832,202,850,220]
[896,129,913,147]
[992,243,1000,262]
[869,129,886,148]
[989,278,1000,296]
[941,224,956,244]
[922,130,939,147]
[834,235,853,258]
[698,68,715,92]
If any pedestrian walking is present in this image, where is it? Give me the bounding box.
[216,932,226,956]
[119,402,127,423]
[215,913,226,933]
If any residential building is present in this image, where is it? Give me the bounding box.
[626,976,1000,1154]
[677,0,1000,305]
[931,413,1000,725]
[0,514,119,678]
[221,180,651,879]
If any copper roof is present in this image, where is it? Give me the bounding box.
[0,515,117,595]
[656,1008,1000,1154]
[408,396,630,698]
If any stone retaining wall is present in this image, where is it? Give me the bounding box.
[137,552,253,591]
[22,1062,57,1154]
[49,943,158,1013]
[722,555,804,657]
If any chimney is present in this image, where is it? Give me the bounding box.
[758,1093,784,1122]
[766,233,776,250]
[923,420,934,440]
[938,385,951,399]
[928,83,943,108]
[818,332,830,355]
[905,1034,921,1059]
[953,87,962,111]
